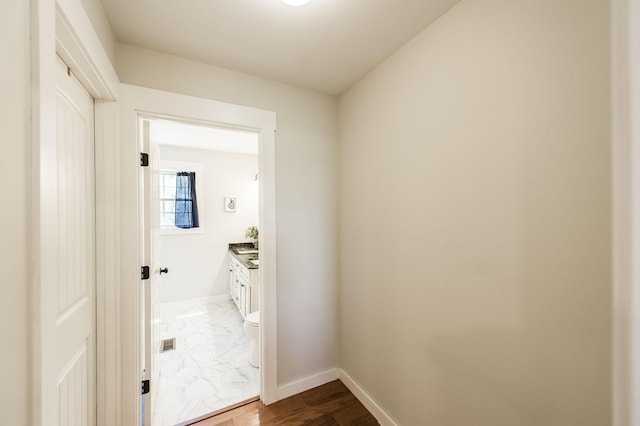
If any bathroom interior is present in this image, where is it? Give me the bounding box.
[148,118,261,426]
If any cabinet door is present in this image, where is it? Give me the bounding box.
[239,281,246,317]
[229,259,236,300]
[234,277,242,313]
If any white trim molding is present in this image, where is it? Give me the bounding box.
[33,0,120,425]
[612,0,640,425]
[118,84,278,424]
[276,367,400,426]
[55,0,118,100]
[277,369,339,401]
[338,369,398,426]
[94,100,121,426]
[158,295,232,312]
[31,1,58,424]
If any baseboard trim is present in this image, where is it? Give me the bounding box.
[277,368,339,401]
[338,369,398,426]
[159,294,231,311]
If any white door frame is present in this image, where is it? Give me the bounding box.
[612,1,640,425]
[118,84,278,425]
[31,0,119,425]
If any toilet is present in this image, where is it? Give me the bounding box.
[243,311,260,367]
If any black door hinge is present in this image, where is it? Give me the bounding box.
[141,379,150,395]
[141,266,150,280]
[140,152,149,167]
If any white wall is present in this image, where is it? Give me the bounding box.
[0,1,30,423]
[338,0,611,425]
[117,43,339,385]
[158,145,259,303]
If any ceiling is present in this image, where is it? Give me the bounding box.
[150,119,259,155]
[100,0,460,95]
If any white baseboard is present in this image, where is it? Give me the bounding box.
[277,368,339,400]
[338,369,398,426]
[159,294,231,311]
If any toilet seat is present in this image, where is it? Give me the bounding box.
[245,311,260,327]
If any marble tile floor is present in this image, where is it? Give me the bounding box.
[152,298,259,426]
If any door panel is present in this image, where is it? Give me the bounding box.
[142,119,162,425]
[55,55,96,426]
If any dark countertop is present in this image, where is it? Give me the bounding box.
[228,242,259,270]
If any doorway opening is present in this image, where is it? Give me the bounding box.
[141,117,263,426]
[119,84,278,425]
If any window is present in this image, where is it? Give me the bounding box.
[158,160,204,233]
[159,170,177,228]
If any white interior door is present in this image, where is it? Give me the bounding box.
[141,119,162,425]
[55,55,96,426]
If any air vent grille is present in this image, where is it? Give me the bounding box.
[161,338,176,353]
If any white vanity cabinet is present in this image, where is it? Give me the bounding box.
[229,254,259,319]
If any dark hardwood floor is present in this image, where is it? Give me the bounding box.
[190,380,379,426]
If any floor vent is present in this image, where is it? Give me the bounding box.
[161,338,176,353]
